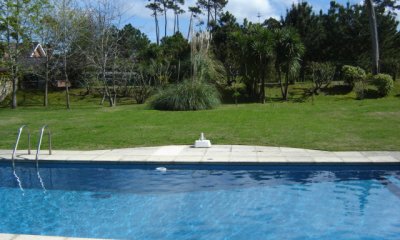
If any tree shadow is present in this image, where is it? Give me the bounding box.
[322,85,352,95]
[363,89,381,99]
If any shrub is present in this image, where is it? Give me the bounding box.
[149,80,220,111]
[342,65,366,88]
[372,74,394,97]
[308,62,336,94]
[353,80,366,100]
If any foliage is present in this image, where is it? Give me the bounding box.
[149,80,220,111]
[372,73,394,97]
[308,62,335,94]
[160,32,190,82]
[191,31,226,84]
[342,65,366,88]
[274,27,305,100]
[353,80,366,100]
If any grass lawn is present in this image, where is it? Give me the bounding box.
[1,82,399,151]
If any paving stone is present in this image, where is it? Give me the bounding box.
[367,156,400,163]
[120,155,150,161]
[257,156,287,163]
[286,156,314,163]
[153,146,185,156]
[174,155,204,162]
[312,156,343,163]
[340,157,373,163]
[335,152,364,157]
[0,234,17,240]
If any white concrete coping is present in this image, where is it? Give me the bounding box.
[0,145,399,164]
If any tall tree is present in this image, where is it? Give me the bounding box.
[83,0,122,107]
[146,1,163,45]
[274,27,305,100]
[157,0,171,38]
[187,6,202,39]
[365,0,380,74]
[197,0,212,29]
[169,0,185,33]
[0,0,46,109]
[211,0,228,24]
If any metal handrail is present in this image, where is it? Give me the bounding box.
[12,125,31,160]
[35,125,51,192]
[11,125,31,193]
[35,125,52,161]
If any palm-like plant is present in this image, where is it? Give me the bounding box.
[274,27,305,100]
[250,25,274,103]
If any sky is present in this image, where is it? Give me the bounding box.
[116,0,399,42]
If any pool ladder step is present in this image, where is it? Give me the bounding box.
[12,125,52,192]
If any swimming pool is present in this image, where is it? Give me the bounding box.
[1,161,400,239]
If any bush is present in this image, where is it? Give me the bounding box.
[149,80,220,111]
[372,74,394,97]
[308,62,336,94]
[354,80,366,100]
[342,65,366,88]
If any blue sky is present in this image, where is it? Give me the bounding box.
[117,0,398,42]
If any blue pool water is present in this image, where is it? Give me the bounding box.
[0,162,400,240]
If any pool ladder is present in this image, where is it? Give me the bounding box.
[11,125,31,192]
[12,125,52,192]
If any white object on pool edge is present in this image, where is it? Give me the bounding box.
[156,167,167,172]
[194,132,212,148]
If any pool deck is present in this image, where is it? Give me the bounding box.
[1,145,399,240]
[1,145,400,164]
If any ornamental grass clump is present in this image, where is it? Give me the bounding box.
[149,80,220,111]
[150,31,221,111]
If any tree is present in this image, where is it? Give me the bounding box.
[30,2,57,107]
[274,27,305,100]
[169,0,185,33]
[0,0,47,109]
[157,0,171,38]
[197,0,228,29]
[365,0,380,74]
[146,1,163,45]
[83,0,122,107]
[160,32,190,82]
[187,6,202,39]
[53,0,82,109]
[118,24,150,59]
[197,0,212,29]
[250,25,274,103]
[284,2,325,80]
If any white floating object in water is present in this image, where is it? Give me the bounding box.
[194,132,212,148]
[156,167,167,172]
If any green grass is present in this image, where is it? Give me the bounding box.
[1,82,399,151]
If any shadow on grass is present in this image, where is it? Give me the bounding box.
[322,85,352,95]
[363,89,381,99]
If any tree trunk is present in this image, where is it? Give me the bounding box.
[187,14,193,39]
[278,69,285,98]
[366,0,380,74]
[154,13,160,45]
[177,13,180,32]
[207,0,210,29]
[284,69,290,101]
[44,59,49,107]
[11,73,18,109]
[164,4,167,38]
